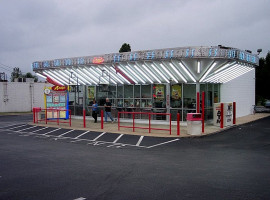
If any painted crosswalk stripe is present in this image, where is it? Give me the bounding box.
[74,197,86,200]
[93,132,106,141]
[74,131,90,139]
[18,126,37,132]
[58,129,74,137]
[32,127,48,133]
[147,139,179,148]
[136,136,144,146]
[9,124,28,130]
[1,123,24,129]
[43,128,61,135]
[113,134,123,143]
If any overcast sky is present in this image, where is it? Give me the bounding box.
[0,0,269,78]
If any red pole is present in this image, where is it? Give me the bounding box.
[233,102,236,124]
[101,110,104,129]
[57,109,59,125]
[149,113,151,133]
[220,103,224,128]
[177,112,180,136]
[169,113,171,135]
[69,109,71,127]
[133,113,135,132]
[83,109,86,128]
[45,109,47,124]
[202,91,205,133]
[33,108,35,123]
[118,112,120,131]
[197,92,200,113]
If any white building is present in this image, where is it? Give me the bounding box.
[28,45,258,121]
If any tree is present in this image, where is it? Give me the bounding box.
[256,51,270,104]
[10,67,22,82]
[10,68,38,82]
[119,43,131,53]
[23,72,38,82]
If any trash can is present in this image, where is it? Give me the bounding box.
[187,113,202,135]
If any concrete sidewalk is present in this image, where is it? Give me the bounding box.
[29,113,270,138]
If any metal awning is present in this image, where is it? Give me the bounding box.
[33,46,258,86]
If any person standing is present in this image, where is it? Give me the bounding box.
[104,98,114,123]
[92,99,98,123]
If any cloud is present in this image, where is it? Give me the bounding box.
[0,0,269,77]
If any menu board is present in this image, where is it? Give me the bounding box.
[44,86,69,119]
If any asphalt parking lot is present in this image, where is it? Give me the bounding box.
[0,114,270,200]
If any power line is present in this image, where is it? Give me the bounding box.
[0,66,13,72]
[0,62,28,74]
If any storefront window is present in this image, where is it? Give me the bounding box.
[134,85,140,98]
[214,84,220,103]
[141,85,151,98]
[108,86,116,99]
[183,84,196,109]
[171,84,182,108]
[141,99,152,108]
[117,85,123,98]
[124,85,133,98]
[153,84,166,108]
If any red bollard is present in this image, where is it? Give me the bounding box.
[57,109,59,125]
[101,110,104,129]
[177,113,180,136]
[33,108,36,123]
[83,109,86,128]
[220,103,224,128]
[45,109,48,124]
[118,112,120,131]
[202,91,205,133]
[233,102,236,124]
[69,109,71,127]
[149,113,151,133]
[133,113,135,132]
[197,92,200,113]
[169,113,172,135]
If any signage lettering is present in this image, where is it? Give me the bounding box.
[92,57,104,64]
[52,85,67,91]
[33,46,259,69]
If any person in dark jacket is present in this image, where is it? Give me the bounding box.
[104,98,114,123]
[92,100,98,123]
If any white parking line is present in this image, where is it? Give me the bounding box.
[147,139,179,149]
[58,129,74,137]
[136,136,144,146]
[43,128,61,135]
[74,131,90,139]
[0,123,23,129]
[9,124,28,130]
[17,126,37,132]
[74,197,86,200]
[113,134,123,143]
[93,132,106,141]
[32,127,49,133]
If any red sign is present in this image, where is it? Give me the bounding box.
[92,57,104,64]
[52,85,67,91]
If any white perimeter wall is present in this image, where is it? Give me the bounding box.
[220,69,255,118]
[0,82,52,112]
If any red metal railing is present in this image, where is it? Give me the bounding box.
[33,108,71,127]
[118,111,172,135]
